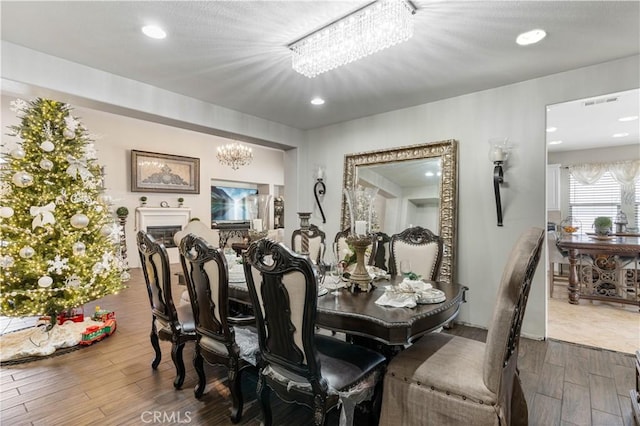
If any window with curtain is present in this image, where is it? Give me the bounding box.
[569,172,621,230]
[568,160,640,231]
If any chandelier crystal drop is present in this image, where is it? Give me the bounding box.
[216,142,253,170]
[289,0,415,78]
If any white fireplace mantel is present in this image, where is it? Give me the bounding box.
[136,207,191,263]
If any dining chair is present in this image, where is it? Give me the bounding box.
[179,234,259,423]
[243,238,387,426]
[547,231,570,297]
[379,227,545,426]
[370,231,391,271]
[389,226,443,280]
[291,223,326,265]
[173,218,220,248]
[334,228,377,266]
[136,230,197,389]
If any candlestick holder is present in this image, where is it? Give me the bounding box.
[343,186,379,292]
[346,235,373,292]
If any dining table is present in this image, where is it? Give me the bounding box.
[227,273,468,355]
[557,233,639,306]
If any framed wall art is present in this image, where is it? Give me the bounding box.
[131,150,200,194]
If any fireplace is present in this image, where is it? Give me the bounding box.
[146,225,182,248]
[136,207,191,263]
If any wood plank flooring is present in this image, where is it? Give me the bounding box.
[1,268,636,426]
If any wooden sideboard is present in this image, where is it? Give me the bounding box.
[557,235,639,307]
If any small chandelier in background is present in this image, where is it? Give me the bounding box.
[216,142,253,170]
[289,0,416,78]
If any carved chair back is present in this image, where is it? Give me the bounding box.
[389,226,443,280]
[370,232,391,271]
[243,239,324,386]
[292,223,326,264]
[179,233,234,349]
[137,230,181,331]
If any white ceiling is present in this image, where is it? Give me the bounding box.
[1,0,639,141]
[546,88,639,152]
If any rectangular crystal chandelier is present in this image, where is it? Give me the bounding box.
[289,0,416,78]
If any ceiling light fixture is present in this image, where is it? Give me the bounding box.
[612,133,629,138]
[142,25,166,39]
[310,97,325,105]
[216,142,253,170]
[516,29,546,46]
[548,140,563,145]
[619,115,639,122]
[546,127,557,132]
[289,0,416,78]
[425,171,434,177]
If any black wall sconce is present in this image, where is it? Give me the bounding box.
[489,138,512,227]
[313,166,326,223]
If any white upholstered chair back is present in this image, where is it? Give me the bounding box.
[389,227,443,281]
[173,219,220,248]
[291,224,326,265]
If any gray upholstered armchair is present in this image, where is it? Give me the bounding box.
[379,227,544,426]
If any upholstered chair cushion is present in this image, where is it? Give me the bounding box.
[389,227,443,281]
[292,234,325,264]
[391,240,439,279]
[175,303,195,332]
[381,332,501,425]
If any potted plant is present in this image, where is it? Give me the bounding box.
[139,196,147,207]
[177,197,184,208]
[116,206,129,218]
[593,216,612,235]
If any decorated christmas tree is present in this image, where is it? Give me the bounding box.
[0,98,125,325]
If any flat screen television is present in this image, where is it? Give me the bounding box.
[211,185,258,222]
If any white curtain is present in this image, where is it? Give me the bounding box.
[569,160,640,185]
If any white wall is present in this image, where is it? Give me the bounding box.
[304,56,640,339]
[1,96,285,268]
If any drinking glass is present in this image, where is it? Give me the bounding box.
[327,262,344,296]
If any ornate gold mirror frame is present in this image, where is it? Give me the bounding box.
[341,140,458,284]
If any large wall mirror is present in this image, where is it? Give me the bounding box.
[341,140,458,284]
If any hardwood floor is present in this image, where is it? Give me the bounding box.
[1,267,636,426]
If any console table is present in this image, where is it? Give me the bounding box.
[557,235,639,307]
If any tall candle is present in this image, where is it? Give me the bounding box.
[253,219,263,232]
[355,220,367,235]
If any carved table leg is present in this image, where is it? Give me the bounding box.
[568,248,580,304]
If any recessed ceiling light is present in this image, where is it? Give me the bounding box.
[619,115,639,122]
[612,132,629,138]
[310,97,325,106]
[548,140,563,145]
[546,127,557,132]
[142,25,166,39]
[425,171,434,177]
[516,29,546,46]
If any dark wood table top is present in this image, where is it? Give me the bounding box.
[229,277,467,346]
